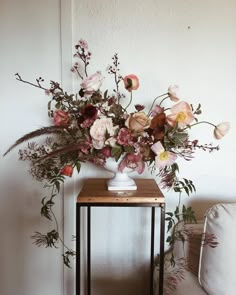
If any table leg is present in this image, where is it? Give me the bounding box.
[159,204,165,295]
[76,205,81,295]
[87,206,91,295]
[150,207,155,295]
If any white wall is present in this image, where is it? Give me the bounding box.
[1,0,236,295]
[0,0,64,294]
[73,1,236,294]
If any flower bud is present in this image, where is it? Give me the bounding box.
[214,122,230,140]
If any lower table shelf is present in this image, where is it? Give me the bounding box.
[76,178,165,295]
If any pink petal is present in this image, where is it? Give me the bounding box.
[151,141,165,155]
[170,101,192,114]
[214,122,230,140]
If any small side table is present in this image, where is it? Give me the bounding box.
[76,178,165,295]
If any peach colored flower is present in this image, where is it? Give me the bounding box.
[61,165,73,177]
[214,122,230,140]
[168,85,180,102]
[80,71,104,95]
[53,110,70,126]
[151,141,177,169]
[167,101,195,128]
[125,112,151,132]
[123,74,139,92]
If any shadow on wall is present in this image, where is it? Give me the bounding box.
[90,266,150,295]
[0,161,63,295]
[189,197,236,220]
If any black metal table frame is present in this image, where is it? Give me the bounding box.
[76,203,165,295]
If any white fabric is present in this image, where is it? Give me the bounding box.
[198,203,236,295]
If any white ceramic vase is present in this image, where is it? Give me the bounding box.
[104,156,137,191]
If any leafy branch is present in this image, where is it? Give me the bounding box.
[165,205,197,248]
[31,176,76,267]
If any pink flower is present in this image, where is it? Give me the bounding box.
[118,153,145,174]
[117,128,133,146]
[151,141,177,169]
[80,135,92,154]
[214,122,230,140]
[61,165,73,177]
[80,71,104,95]
[125,112,151,132]
[53,110,70,126]
[100,147,112,157]
[90,117,117,149]
[123,74,139,92]
[166,101,195,128]
[78,39,88,49]
[168,85,180,102]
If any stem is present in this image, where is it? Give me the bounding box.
[178,192,182,208]
[50,207,72,252]
[159,96,168,106]
[16,73,47,91]
[183,121,216,131]
[147,93,168,115]
[50,185,73,252]
[84,64,88,77]
[75,68,84,80]
[114,72,120,103]
[125,91,133,110]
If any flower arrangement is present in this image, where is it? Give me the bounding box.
[4,39,230,267]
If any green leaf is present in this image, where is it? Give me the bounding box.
[165,212,174,217]
[54,181,61,193]
[104,89,108,99]
[62,250,76,268]
[167,220,173,233]
[31,230,59,248]
[111,146,123,161]
[55,102,61,109]
[76,161,81,173]
[174,206,180,221]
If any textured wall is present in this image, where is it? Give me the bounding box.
[72,0,236,294]
[1,0,236,295]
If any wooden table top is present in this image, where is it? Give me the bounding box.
[77,178,165,206]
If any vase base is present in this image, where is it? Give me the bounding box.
[107,183,137,191]
[107,177,137,191]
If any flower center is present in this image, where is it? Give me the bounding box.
[159,151,168,161]
[176,112,186,122]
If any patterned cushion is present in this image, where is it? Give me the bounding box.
[198,203,236,295]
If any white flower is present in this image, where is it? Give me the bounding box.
[90,117,117,149]
[105,137,117,147]
[151,141,177,169]
[214,122,230,140]
[80,71,104,95]
[168,85,180,102]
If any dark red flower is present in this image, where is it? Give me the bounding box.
[150,112,166,140]
[135,104,145,111]
[82,104,98,120]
